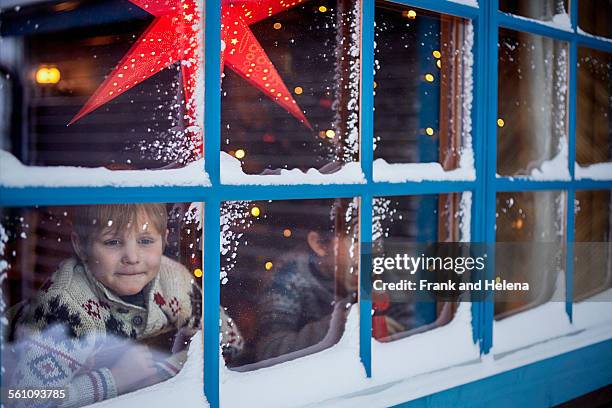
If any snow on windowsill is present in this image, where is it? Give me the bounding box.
[447,0,478,8]
[0,150,211,188]
[502,12,572,32]
[496,145,571,181]
[577,27,612,43]
[220,152,365,186]
[373,159,476,183]
[575,162,612,180]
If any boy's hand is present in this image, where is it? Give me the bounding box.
[110,344,158,394]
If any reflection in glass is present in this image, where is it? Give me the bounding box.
[371,193,469,342]
[574,190,612,301]
[221,0,360,174]
[497,29,568,176]
[577,47,612,166]
[579,0,612,39]
[495,191,566,319]
[499,0,568,22]
[0,203,215,408]
[220,198,359,370]
[0,1,203,169]
[374,3,471,167]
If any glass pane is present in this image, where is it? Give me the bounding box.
[577,47,612,166]
[499,0,569,22]
[374,3,472,167]
[220,198,359,370]
[579,0,612,39]
[1,203,205,407]
[221,0,360,175]
[495,191,566,319]
[497,29,569,177]
[574,190,612,301]
[0,0,203,169]
[371,193,470,342]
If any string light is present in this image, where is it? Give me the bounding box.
[511,218,524,229]
[402,9,417,19]
[265,261,274,271]
[432,50,441,59]
[35,66,61,84]
[235,149,246,159]
[373,81,377,88]
[318,5,327,12]
[193,268,203,278]
[424,73,434,82]
[273,22,282,29]
[251,206,261,217]
[325,129,336,138]
[294,86,303,95]
[425,127,435,136]
[497,118,505,127]
[283,228,292,237]
[436,60,442,69]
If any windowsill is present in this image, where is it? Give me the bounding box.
[373,159,476,183]
[575,162,612,181]
[0,150,211,188]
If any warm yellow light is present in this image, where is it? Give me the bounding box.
[373,81,377,89]
[425,127,435,136]
[512,218,524,229]
[265,261,274,271]
[325,129,336,138]
[424,73,434,82]
[273,22,282,29]
[407,9,417,18]
[497,118,505,127]
[251,206,261,217]
[35,66,61,84]
[235,149,246,159]
[193,268,203,278]
[283,228,292,237]
[432,50,441,59]
[318,5,328,12]
[294,86,303,95]
[436,60,442,69]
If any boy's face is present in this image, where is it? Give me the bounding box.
[82,214,165,296]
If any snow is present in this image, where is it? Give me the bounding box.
[528,141,571,180]
[577,27,612,43]
[502,12,573,32]
[0,150,211,187]
[220,152,366,185]
[575,162,612,180]
[447,0,478,7]
[373,159,476,183]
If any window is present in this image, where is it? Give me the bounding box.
[1,0,612,407]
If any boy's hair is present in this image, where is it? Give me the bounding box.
[71,203,168,245]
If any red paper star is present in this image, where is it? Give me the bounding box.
[69,0,312,133]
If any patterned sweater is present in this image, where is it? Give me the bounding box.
[7,256,242,408]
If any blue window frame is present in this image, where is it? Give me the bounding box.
[1,0,612,406]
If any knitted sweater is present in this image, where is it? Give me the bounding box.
[7,256,242,408]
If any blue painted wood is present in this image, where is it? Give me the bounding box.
[393,338,612,408]
[576,35,612,53]
[387,0,479,19]
[498,12,574,41]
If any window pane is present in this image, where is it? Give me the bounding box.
[221,0,360,175]
[374,3,472,167]
[495,191,566,319]
[499,0,568,22]
[577,47,612,166]
[0,0,203,169]
[371,193,470,342]
[497,29,569,177]
[1,203,205,407]
[579,0,612,39]
[220,198,359,370]
[574,190,612,301]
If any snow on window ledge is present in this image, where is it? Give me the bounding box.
[0,150,211,188]
[577,27,612,43]
[448,0,478,8]
[220,152,366,186]
[575,162,612,181]
[501,12,573,32]
[496,145,571,181]
[373,159,476,183]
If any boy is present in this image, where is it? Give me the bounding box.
[8,204,242,408]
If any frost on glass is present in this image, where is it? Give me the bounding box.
[499,0,568,23]
[0,203,204,408]
[221,0,360,175]
[495,191,566,320]
[578,0,612,39]
[0,0,203,169]
[497,29,568,177]
[577,47,612,166]
[371,193,470,342]
[574,190,612,301]
[220,198,359,370]
[374,3,472,168]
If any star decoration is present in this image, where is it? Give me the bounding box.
[69,0,312,139]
